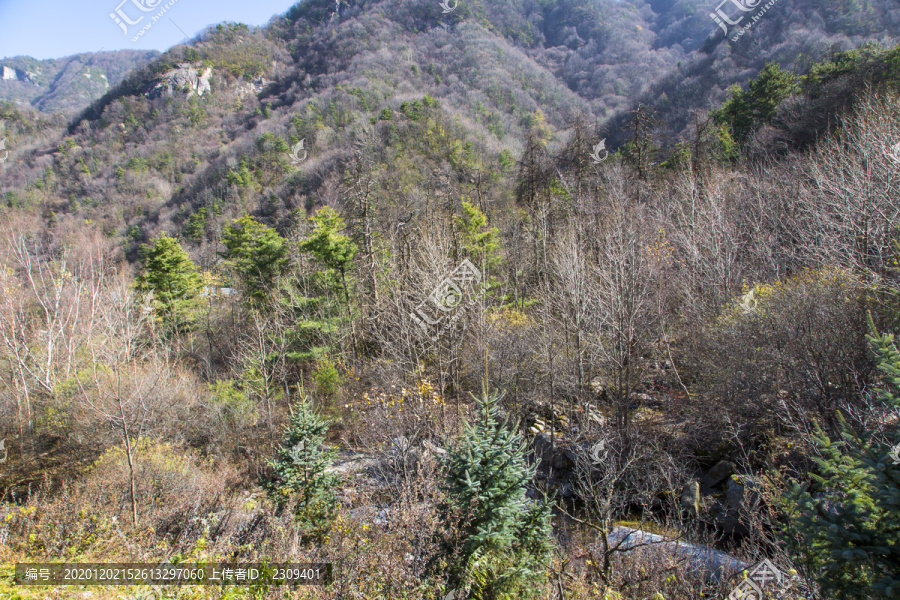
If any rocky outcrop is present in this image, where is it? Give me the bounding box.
[236,77,271,98]
[0,66,38,84]
[147,64,212,99]
[83,71,109,89]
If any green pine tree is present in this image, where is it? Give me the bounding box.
[712,61,800,143]
[222,215,290,304]
[298,207,357,284]
[298,206,357,332]
[135,234,203,326]
[454,199,503,279]
[264,396,340,537]
[439,385,554,599]
[780,323,900,599]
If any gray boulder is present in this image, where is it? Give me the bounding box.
[726,474,761,511]
[605,526,749,582]
[325,449,380,478]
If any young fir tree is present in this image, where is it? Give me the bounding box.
[439,385,554,599]
[264,396,340,537]
[780,323,900,599]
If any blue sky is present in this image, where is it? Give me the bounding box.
[0,0,302,60]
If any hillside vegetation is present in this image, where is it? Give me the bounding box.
[1,0,900,599]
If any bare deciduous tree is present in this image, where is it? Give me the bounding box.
[75,270,179,527]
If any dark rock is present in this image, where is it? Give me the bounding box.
[702,460,735,488]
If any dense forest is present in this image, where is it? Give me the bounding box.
[1,0,900,598]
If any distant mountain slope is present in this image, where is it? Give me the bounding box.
[0,50,159,114]
[458,0,899,143]
[0,0,898,256]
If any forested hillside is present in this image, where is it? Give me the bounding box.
[1,0,899,598]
